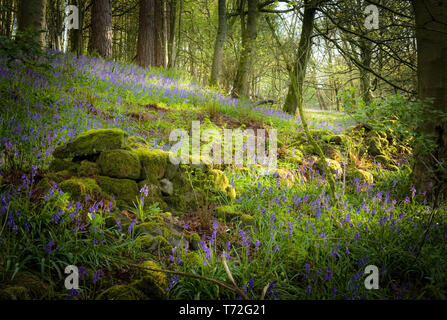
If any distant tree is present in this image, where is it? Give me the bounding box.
[283,0,319,115]
[88,0,113,58]
[232,0,257,98]
[209,0,227,86]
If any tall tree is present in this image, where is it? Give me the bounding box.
[411,0,447,199]
[232,0,257,98]
[209,0,227,86]
[137,0,155,67]
[70,0,86,57]
[154,0,163,67]
[17,0,46,46]
[88,0,113,58]
[283,0,318,114]
[47,0,63,51]
[168,0,178,68]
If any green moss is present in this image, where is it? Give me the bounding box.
[96,176,138,203]
[54,128,128,159]
[60,178,102,201]
[300,144,316,155]
[184,252,203,266]
[97,149,141,179]
[135,235,155,250]
[240,214,255,226]
[132,260,168,299]
[216,205,241,222]
[47,170,74,183]
[77,160,100,177]
[35,177,52,194]
[11,272,48,298]
[347,169,374,184]
[187,233,201,250]
[134,148,170,182]
[316,158,342,176]
[208,169,236,198]
[48,158,79,172]
[126,136,149,149]
[103,284,147,300]
[0,286,30,300]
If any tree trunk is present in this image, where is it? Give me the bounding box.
[47,0,62,51]
[88,0,112,58]
[209,0,227,86]
[70,0,85,57]
[154,0,163,67]
[17,0,46,47]
[163,0,169,67]
[137,0,155,67]
[359,39,372,106]
[283,0,317,115]
[411,0,447,199]
[168,0,178,68]
[232,0,257,98]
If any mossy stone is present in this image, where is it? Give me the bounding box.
[347,169,374,184]
[216,205,241,222]
[60,178,102,201]
[10,272,49,298]
[48,158,79,172]
[134,148,170,182]
[133,260,168,299]
[97,149,141,179]
[35,177,52,194]
[188,233,201,250]
[103,284,147,300]
[184,252,203,266]
[241,214,255,226]
[54,129,128,159]
[96,176,138,203]
[316,158,342,176]
[0,286,30,300]
[78,160,100,177]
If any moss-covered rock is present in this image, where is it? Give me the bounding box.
[60,178,102,201]
[208,169,236,199]
[10,272,49,298]
[102,284,147,300]
[240,214,255,226]
[54,129,128,159]
[184,251,203,266]
[300,144,316,155]
[273,168,295,187]
[316,158,342,176]
[216,205,241,222]
[48,158,79,172]
[47,170,75,184]
[134,148,170,182]
[284,149,304,165]
[347,169,374,184]
[0,286,30,300]
[96,176,138,204]
[367,131,389,156]
[77,160,100,177]
[35,177,52,194]
[97,149,141,179]
[132,260,168,299]
[187,233,201,250]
